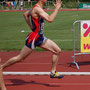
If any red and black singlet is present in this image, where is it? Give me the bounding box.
[25,5,47,49]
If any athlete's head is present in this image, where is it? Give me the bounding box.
[37,0,47,3]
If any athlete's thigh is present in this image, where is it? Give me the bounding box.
[19,45,33,59]
[39,39,61,54]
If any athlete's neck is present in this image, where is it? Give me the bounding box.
[36,1,44,8]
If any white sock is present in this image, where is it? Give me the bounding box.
[51,70,56,74]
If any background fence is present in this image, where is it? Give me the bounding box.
[1,0,90,10]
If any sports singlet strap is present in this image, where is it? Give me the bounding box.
[30,4,44,34]
[32,4,39,11]
[31,4,39,19]
[33,4,38,8]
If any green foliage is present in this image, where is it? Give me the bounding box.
[0,0,90,9]
[62,0,90,2]
[63,0,77,8]
[0,0,89,2]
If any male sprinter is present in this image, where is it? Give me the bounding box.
[2,0,64,79]
[0,59,7,90]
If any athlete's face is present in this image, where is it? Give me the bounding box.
[40,0,47,3]
[43,0,47,3]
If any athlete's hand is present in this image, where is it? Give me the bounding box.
[53,0,62,10]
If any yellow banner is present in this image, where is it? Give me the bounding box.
[81,21,90,52]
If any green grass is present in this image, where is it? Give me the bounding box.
[0,11,90,51]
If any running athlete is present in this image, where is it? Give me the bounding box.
[1,0,64,78]
[0,59,7,90]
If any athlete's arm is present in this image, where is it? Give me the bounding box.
[0,59,7,90]
[36,0,62,23]
[23,10,33,30]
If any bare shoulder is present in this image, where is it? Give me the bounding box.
[31,5,49,21]
[32,6,44,14]
[32,6,45,18]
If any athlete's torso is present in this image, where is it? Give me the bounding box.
[31,5,44,35]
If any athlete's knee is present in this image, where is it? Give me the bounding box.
[57,48,61,55]
[54,48,61,55]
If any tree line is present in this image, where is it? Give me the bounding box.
[63,0,90,2]
[0,0,90,2]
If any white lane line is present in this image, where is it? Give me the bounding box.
[3,72,90,75]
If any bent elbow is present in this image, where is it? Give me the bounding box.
[23,13,26,17]
[48,20,53,23]
[23,12,29,17]
[48,19,53,23]
[47,17,53,23]
[23,13,26,16]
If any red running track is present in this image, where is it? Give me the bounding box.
[1,51,90,72]
[4,75,90,90]
[0,51,90,90]
[0,9,90,12]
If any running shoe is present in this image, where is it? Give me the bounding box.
[50,71,64,79]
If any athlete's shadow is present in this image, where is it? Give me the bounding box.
[76,61,90,65]
[68,61,90,66]
[6,79,60,87]
[58,61,90,70]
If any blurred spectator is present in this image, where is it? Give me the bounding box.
[28,0,31,5]
[77,0,80,9]
[20,0,24,10]
[4,0,13,10]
